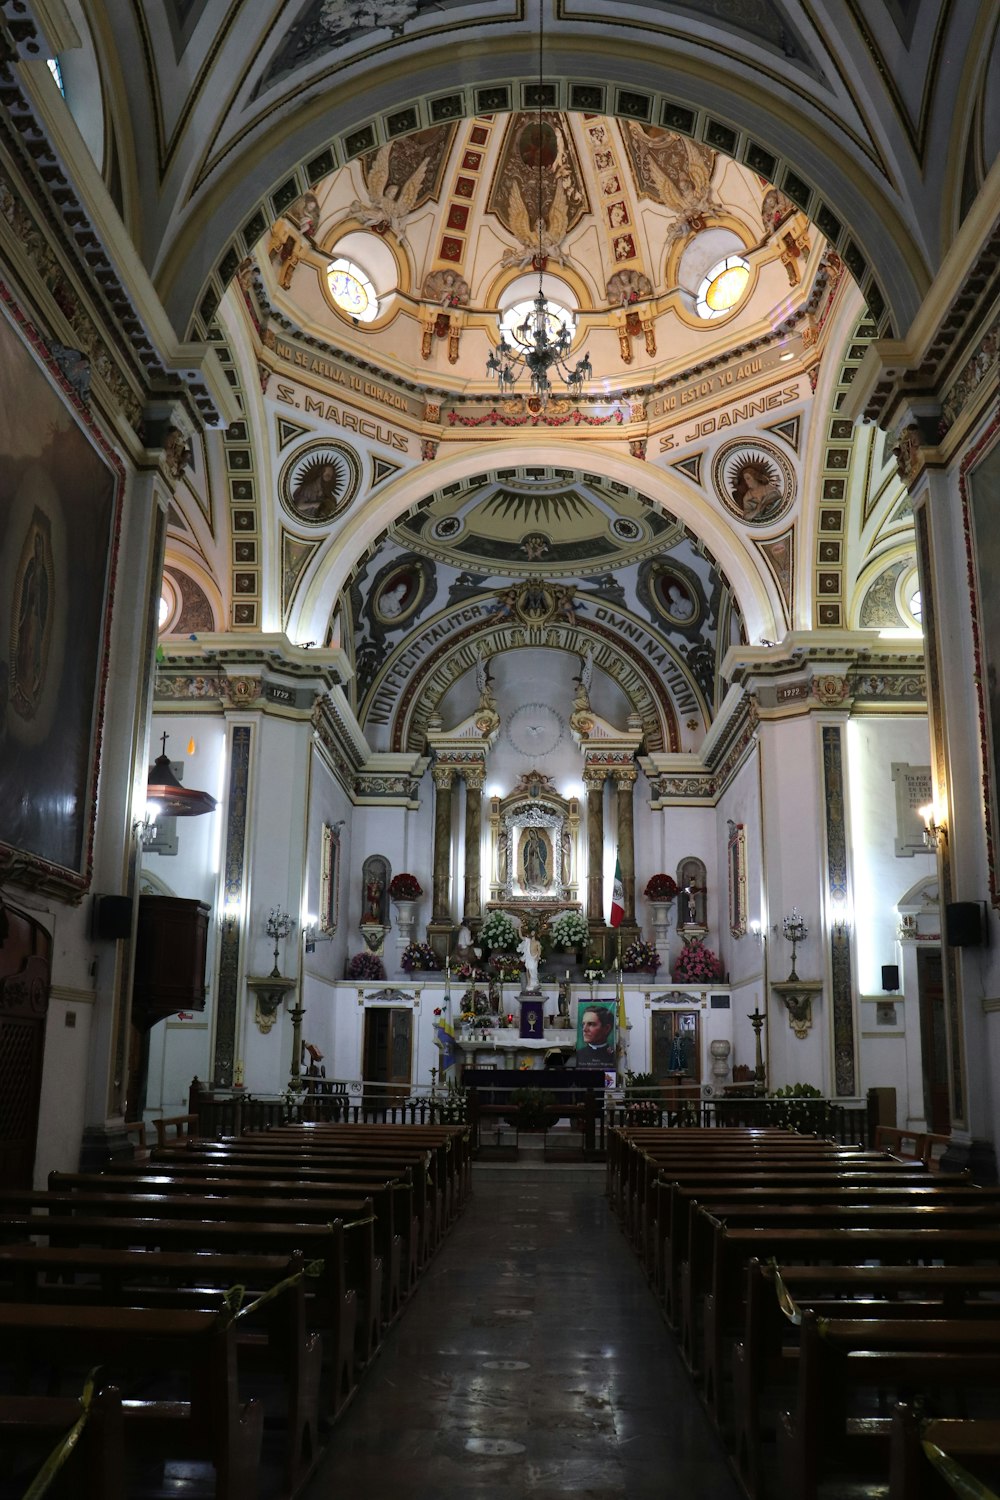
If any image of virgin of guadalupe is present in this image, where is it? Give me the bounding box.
[520,827,550,890]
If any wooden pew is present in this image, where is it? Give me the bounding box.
[0,1187,383,1368]
[153,1113,198,1149]
[0,1241,357,1424]
[0,1378,126,1500]
[776,1309,1000,1500]
[734,1260,1000,1500]
[694,1217,1000,1437]
[52,1167,413,1323]
[890,1404,1000,1500]
[0,1303,263,1500]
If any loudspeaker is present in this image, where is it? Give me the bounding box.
[881,964,899,992]
[945,900,986,948]
[94,895,133,941]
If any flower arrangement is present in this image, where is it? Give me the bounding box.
[488,951,522,982]
[644,873,678,902]
[389,873,423,900]
[672,940,721,983]
[583,955,606,982]
[347,950,387,981]
[549,909,590,949]
[621,938,661,972]
[478,909,520,951]
[401,941,442,972]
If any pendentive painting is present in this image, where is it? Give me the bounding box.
[0,296,120,890]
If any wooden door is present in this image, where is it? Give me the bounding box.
[0,900,51,1188]
[917,947,949,1133]
[362,1007,412,1104]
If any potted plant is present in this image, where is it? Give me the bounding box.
[505,1087,554,1133]
[388,873,423,900]
[621,938,661,973]
[672,940,721,983]
[624,1069,660,1124]
[644,874,678,902]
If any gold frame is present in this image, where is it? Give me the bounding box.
[728,820,748,938]
[320,821,341,934]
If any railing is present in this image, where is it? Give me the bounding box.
[604,1090,877,1146]
[187,1075,469,1139]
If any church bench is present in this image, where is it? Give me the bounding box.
[606,1126,796,1202]
[692,1216,1000,1436]
[5,1187,384,1366]
[0,1244,325,1496]
[248,1121,470,1207]
[52,1168,414,1322]
[0,1380,126,1500]
[656,1176,984,1322]
[775,1309,1000,1500]
[153,1113,198,1149]
[0,1302,263,1500]
[889,1404,1000,1500]
[237,1128,464,1236]
[685,1198,1000,1388]
[733,1259,1000,1500]
[0,1209,371,1375]
[169,1143,441,1262]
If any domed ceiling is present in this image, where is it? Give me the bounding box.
[260,110,822,395]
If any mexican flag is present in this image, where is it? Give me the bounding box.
[610,853,625,928]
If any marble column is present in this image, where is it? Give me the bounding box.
[584,770,606,925]
[431,764,454,924]
[615,766,637,923]
[463,766,484,924]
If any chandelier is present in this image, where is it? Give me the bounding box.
[485,6,591,401]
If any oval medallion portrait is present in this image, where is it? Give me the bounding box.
[279,440,362,526]
[711,438,795,527]
[373,563,424,626]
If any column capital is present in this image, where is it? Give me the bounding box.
[613,766,638,789]
[432,764,454,791]
[463,767,486,792]
[583,769,607,793]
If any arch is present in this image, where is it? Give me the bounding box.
[159,37,930,338]
[287,439,779,648]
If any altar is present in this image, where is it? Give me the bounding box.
[453,1029,576,1072]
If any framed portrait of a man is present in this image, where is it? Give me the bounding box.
[575,1003,616,1068]
[0,292,122,894]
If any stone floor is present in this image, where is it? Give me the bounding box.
[303,1165,742,1499]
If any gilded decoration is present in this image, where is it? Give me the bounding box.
[490,773,580,907]
[488,112,589,267]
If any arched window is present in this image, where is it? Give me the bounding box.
[695,255,750,319]
[326,258,378,322]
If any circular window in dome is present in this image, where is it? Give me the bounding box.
[327,257,378,322]
[696,255,750,319]
[500,297,575,346]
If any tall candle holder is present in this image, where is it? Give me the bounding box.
[266,906,295,978]
[781,907,808,981]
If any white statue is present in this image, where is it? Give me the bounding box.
[518,933,541,992]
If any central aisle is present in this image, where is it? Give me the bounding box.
[304,1168,742,1499]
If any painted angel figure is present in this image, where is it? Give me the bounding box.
[348,142,428,244]
[501,179,571,268]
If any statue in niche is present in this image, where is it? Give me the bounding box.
[561,829,571,887]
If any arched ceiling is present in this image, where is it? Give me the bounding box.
[79,2,1000,338]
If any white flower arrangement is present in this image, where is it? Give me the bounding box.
[550,909,590,948]
[479,909,520,951]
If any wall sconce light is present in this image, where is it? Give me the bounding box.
[220,902,242,932]
[749,920,763,943]
[830,901,849,936]
[302,920,334,954]
[132,800,161,848]
[918,802,947,852]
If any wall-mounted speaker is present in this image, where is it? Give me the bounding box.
[945,900,987,948]
[94,895,133,941]
[881,964,899,992]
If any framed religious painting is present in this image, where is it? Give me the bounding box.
[320,821,341,933]
[962,436,1000,904]
[0,289,123,896]
[728,820,748,937]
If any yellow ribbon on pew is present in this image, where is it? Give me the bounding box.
[923,1440,1000,1499]
[220,1258,326,1326]
[22,1366,102,1500]
[772,1264,802,1326]
[342,1215,377,1231]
